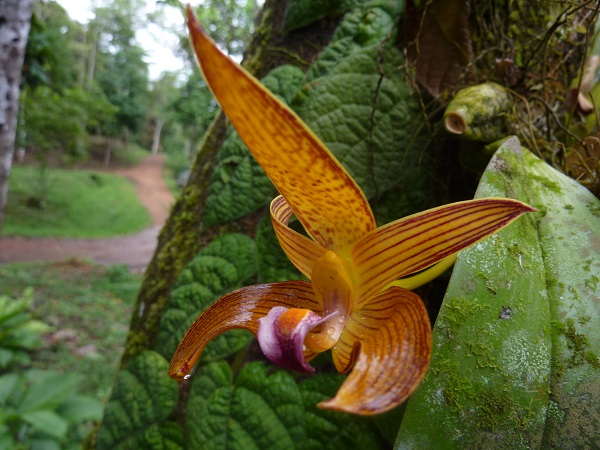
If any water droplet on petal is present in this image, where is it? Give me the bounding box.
[183,374,192,380]
[327,327,335,336]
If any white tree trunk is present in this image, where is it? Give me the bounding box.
[86,30,98,90]
[151,117,165,155]
[0,0,32,232]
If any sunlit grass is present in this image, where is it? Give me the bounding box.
[4,166,151,238]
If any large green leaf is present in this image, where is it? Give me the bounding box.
[395,137,600,448]
[57,395,104,424]
[525,149,600,448]
[185,361,306,450]
[185,362,386,450]
[255,215,302,283]
[284,0,354,31]
[295,34,421,199]
[0,373,19,406]
[299,374,385,449]
[19,371,84,413]
[21,410,68,441]
[96,351,182,450]
[156,234,256,361]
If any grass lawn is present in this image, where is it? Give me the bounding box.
[0,261,141,401]
[3,166,151,238]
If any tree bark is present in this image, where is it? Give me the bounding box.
[0,0,32,233]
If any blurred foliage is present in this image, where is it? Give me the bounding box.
[0,370,103,450]
[0,289,103,449]
[22,85,115,160]
[0,289,49,372]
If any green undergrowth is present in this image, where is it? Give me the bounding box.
[0,261,141,401]
[4,166,151,238]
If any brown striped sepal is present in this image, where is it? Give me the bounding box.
[323,287,432,415]
[168,281,319,381]
[352,198,536,308]
[186,6,375,254]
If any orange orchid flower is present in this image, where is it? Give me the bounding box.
[169,6,536,415]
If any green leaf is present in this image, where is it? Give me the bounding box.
[21,410,68,440]
[30,437,61,450]
[396,137,600,448]
[134,421,185,450]
[295,40,421,199]
[523,149,600,448]
[96,351,182,450]
[0,430,15,450]
[185,361,305,450]
[203,138,274,227]
[0,373,19,406]
[255,215,302,283]
[0,350,14,369]
[284,0,353,31]
[19,371,82,413]
[299,374,385,450]
[204,66,305,227]
[302,6,396,83]
[156,234,256,361]
[261,65,306,105]
[57,395,103,424]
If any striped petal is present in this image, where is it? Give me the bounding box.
[168,281,319,381]
[187,7,375,253]
[352,198,536,307]
[322,287,431,415]
[270,195,327,279]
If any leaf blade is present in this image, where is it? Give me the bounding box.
[395,138,553,448]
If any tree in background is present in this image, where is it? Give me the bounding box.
[0,0,33,232]
[194,0,257,55]
[92,0,150,166]
[15,0,117,206]
[156,0,257,179]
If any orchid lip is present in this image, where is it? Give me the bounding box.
[258,307,338,373]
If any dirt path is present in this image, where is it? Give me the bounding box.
[0,155,175,271]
